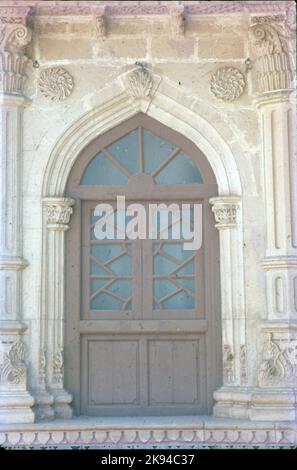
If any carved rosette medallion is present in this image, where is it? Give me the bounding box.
[210,67,246,101]
[39,67,74,102]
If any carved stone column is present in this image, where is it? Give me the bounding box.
[0,8,34,423]
[209,197,250,418]
[37,197,75,419]
[249,14,297,421]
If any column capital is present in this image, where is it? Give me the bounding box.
[0,6,32,96]
[248,16,295,94]
[43,197,76,231]
[209,196,241,230]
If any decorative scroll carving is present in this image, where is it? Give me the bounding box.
[43,198,75,231]
[39,67,74,102]
[249,19,294,92]
[259,333,297,387]
[124,67,154,99]
[209,197,240,230]
[53,347,64,385]
[170,6,185,36]
[39,349,46,386]
[223,345,234,384]
[93,6,106,38]
[0,339,27,385]
[0,23,31,94]
[210,67,246,101]
[240,345,248,384]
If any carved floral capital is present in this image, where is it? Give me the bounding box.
[249,17,294,93]
[43,197,75,231]
[209,197,241,230]
[0,20,32,95]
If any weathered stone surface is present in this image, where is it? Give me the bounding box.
[39,39,92,60]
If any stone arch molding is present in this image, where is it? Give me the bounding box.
[36,68,246,420]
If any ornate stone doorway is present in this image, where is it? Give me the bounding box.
[65,114,221,416]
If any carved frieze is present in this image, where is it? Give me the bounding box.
[124,67,154,99]
[259,332,297,387]
[39,67,74,102]
[0,339,27,385]
[210,67,246,101]
[249,18,294,92]
[43,198,75,231]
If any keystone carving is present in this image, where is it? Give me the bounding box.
[124,67,154,99]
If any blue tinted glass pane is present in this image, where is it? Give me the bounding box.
[90,279,132,311]
[106,130,139,174]
[155,152,203,185]
[143,129,176,174]
[162,291,194,310]
[91,244,132,276]
[153,242,195,310]
[81,153,128,185]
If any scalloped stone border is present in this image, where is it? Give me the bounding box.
[0,419,296,448]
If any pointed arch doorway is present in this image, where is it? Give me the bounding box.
[65,113,221,417]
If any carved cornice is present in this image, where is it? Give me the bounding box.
[43,197,75,231]
[2,2,290,17]
[209,196,241,230]
[0,8,32,96]
[249,16,294,93]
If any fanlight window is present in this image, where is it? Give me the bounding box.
[80,128,203,185]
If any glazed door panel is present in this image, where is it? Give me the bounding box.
[65,114,221,417]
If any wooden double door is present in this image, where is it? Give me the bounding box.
[65,114,221,416]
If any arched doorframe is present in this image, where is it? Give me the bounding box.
[37,69,245,419]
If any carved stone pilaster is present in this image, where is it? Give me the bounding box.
[39,197,75,419]
[249,16,294,93]
[209,196,240,229]
[0,6,34,423]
